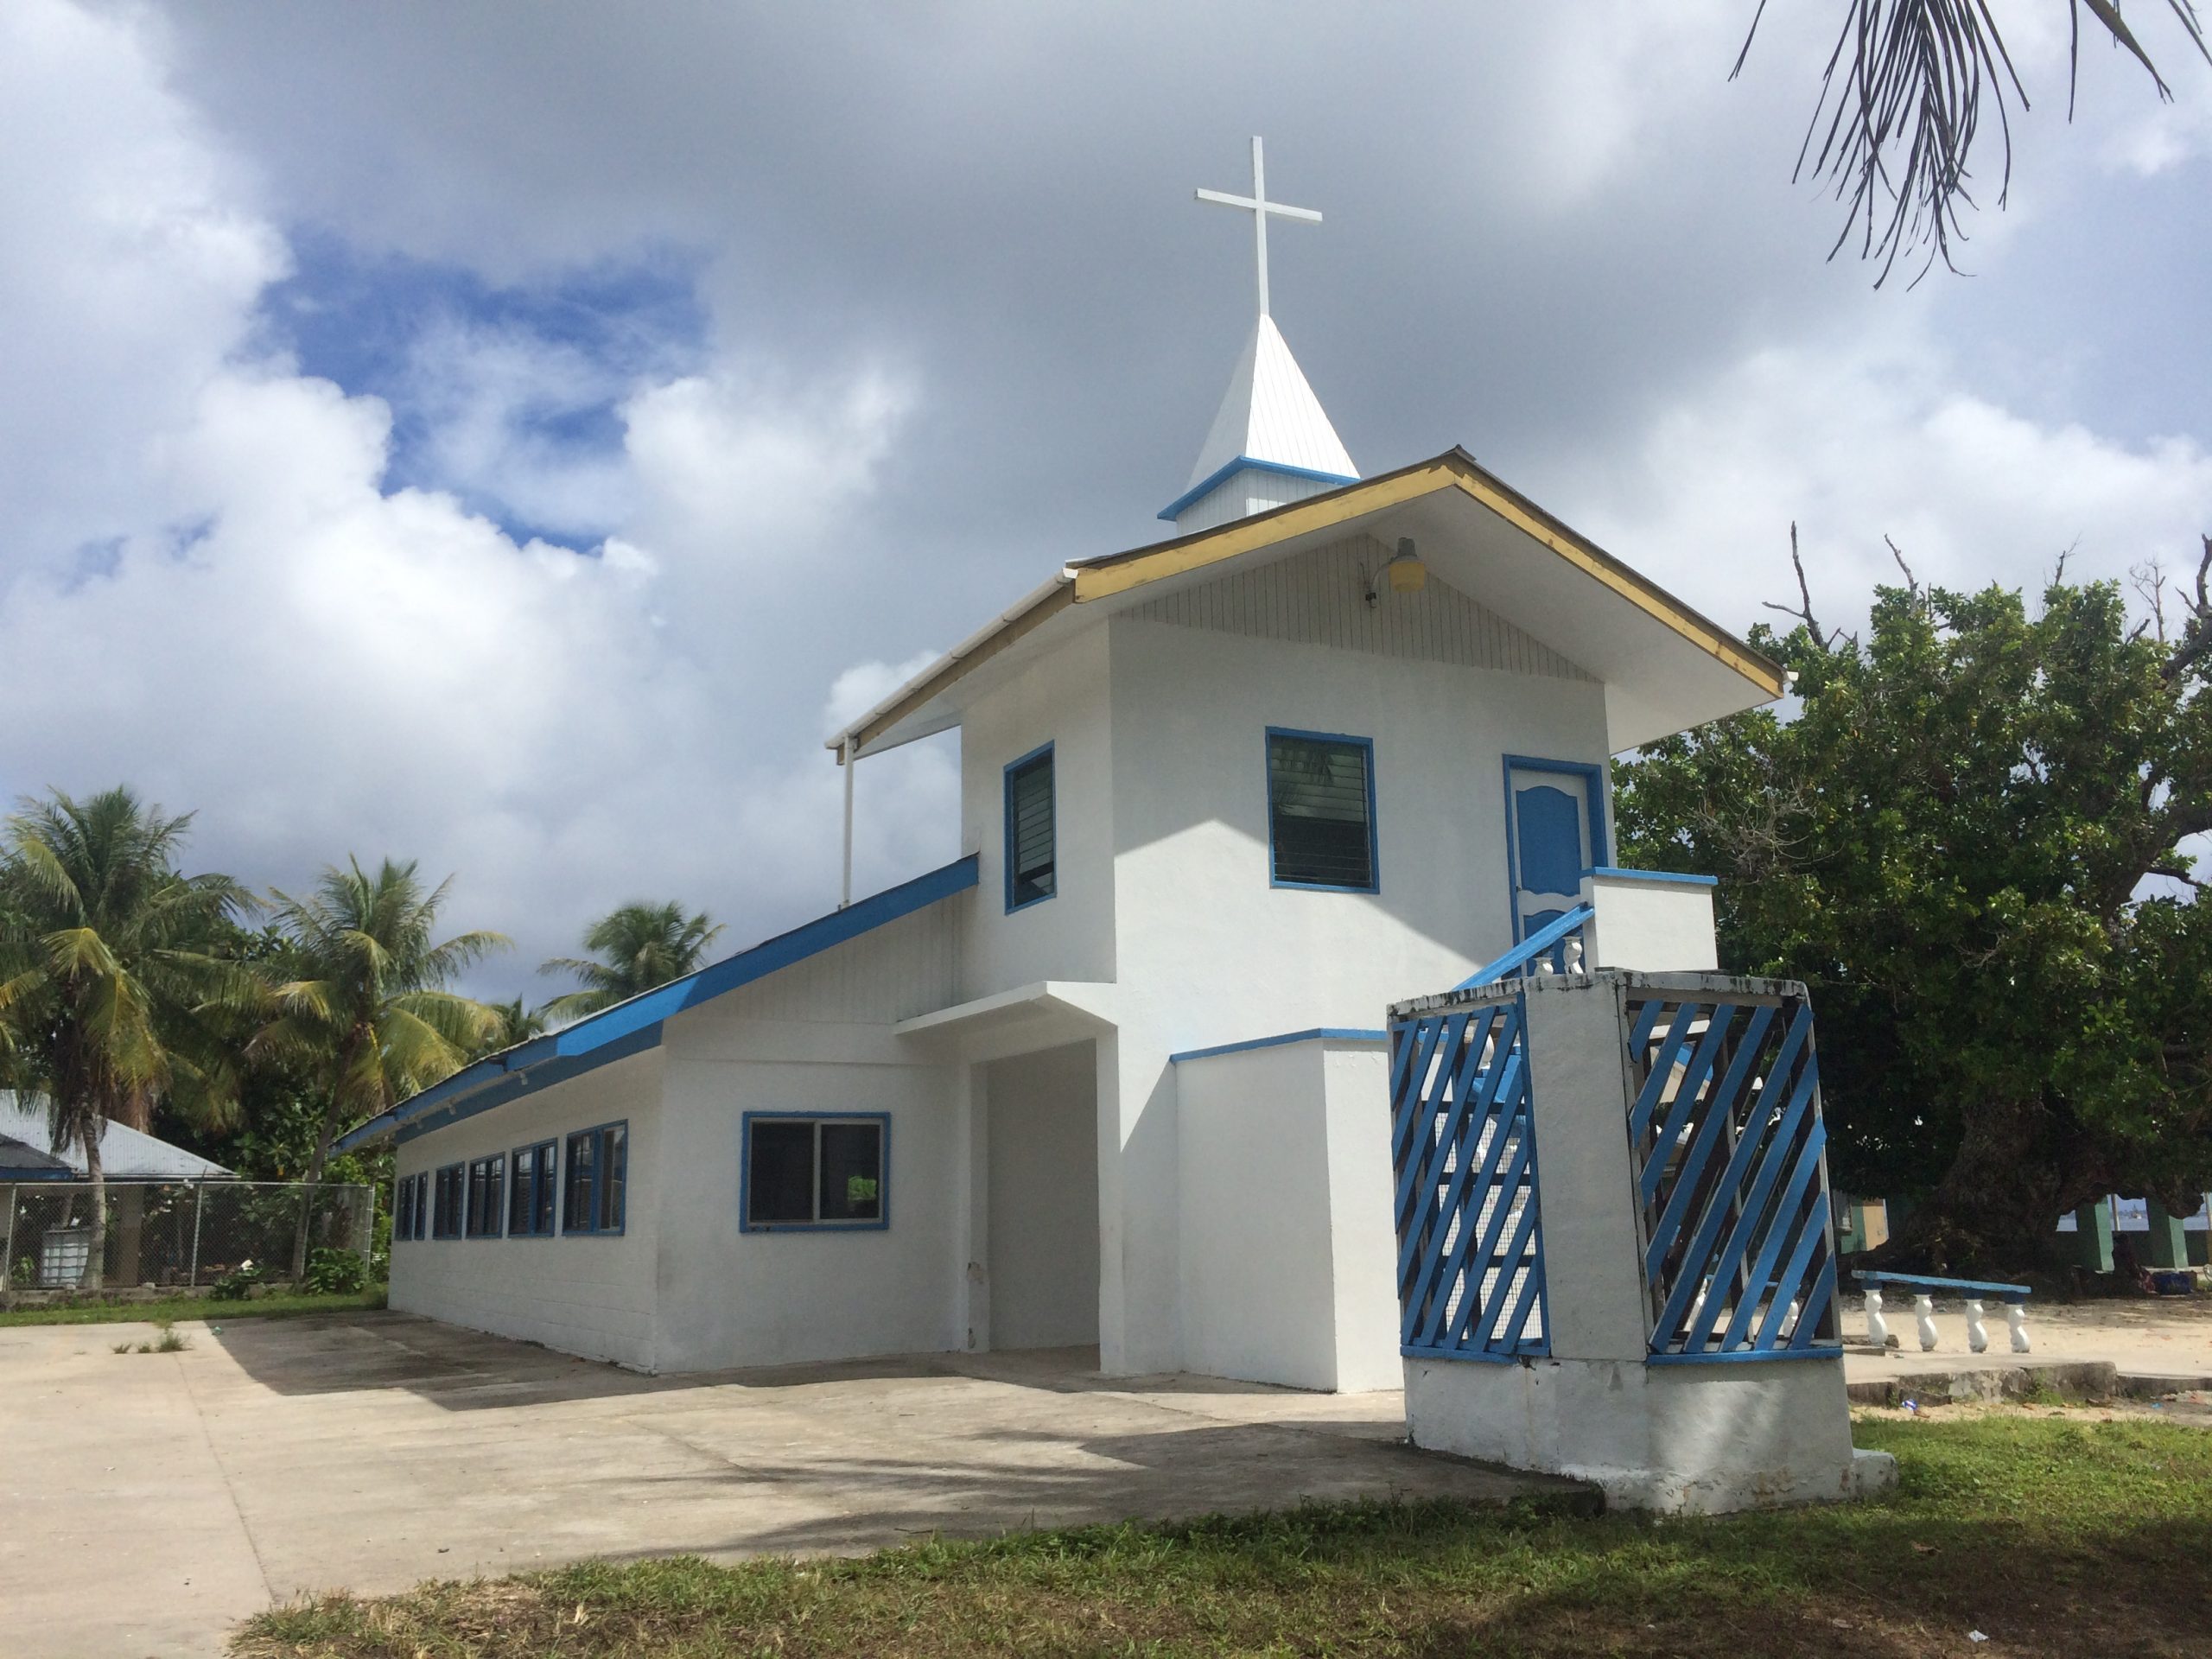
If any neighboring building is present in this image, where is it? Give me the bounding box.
[0,1094,233,1183]
[342,175,1782,1385]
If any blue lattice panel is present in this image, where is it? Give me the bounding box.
[1624,990,1841,1361]
[1389,995,1549,1361]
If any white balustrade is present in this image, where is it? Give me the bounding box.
[1913,1294,1937,1352]
[2007,1303,2031,1353]
[1864,1287,1888,1346]
[1965,1299,1988,1354]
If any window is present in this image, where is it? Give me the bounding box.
[431,1163,465,1239]
[1004,743,1056,911]
[1266,728,1377,892]
[742,1114,887,1231]
[394,1171,416,1241]
[563,1122,627,1236]
[508,1140,557,1236]
[404,1171,428,1241]
[465,1154,505,1238]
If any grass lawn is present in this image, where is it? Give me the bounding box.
[0,1287,385,1326]
[238,1412,2212,1658]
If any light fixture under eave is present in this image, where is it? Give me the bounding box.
[1364,537,1427,607]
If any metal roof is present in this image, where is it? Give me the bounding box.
[0,1094,234,1181]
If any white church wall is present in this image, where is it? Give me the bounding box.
[388,1048,663,1370]
[958,623,1116,1001]
[1096,607,1612,1375]
[1174,1035,1400,1392]
[982,1041,1100,1350]
[652,1040,961,1372]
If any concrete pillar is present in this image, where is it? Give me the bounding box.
[2069,1199,2114,1274]
[2144,1198,2190,1270]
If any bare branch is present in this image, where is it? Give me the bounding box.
[1885,532,1922,596]
[2131,557,2170,645]
[1762,520,1838,651]
[2163,532,2212,683]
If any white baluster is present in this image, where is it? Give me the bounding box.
[1781,1297,1802,1339]
[1966,1299,1988,1354]
[2007,1303,2031,1354]
[1864,1287,1888,1346]
[1914,1294,1938,1352]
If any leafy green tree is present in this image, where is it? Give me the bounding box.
[1610,542,2212,1274]
[0,788,253,1286]
[540,900,723,1021]
[1615,541,2212,1271]
[259,858,508,1213]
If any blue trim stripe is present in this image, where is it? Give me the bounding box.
[1156,455,1359,523]
[1853,1270,2032,1302]
[1170,1027,1389,1065]
[1586,866,1719,888]
[346,855,981,1152]
[1645,1347,1843,1367]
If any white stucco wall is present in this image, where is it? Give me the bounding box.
[983,1042,1099,1350]
[1175,1035,1399,1391]
[388,1048,662,1370]
[1586,874,1719,973]
[1098,601,1611,1373]
[959,623,1116,1000]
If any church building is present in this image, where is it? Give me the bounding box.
[346,143,1783,1389]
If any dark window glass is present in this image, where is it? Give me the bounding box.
[1268,733,1375,890]
[748,1122,814,1224]
[818,1122,883,1222]
[465,1154,504,1238]
[1006,748,1055,908]
[599,1124,627,1233]
[411,1173,429,1241]
[508,1146,535,1235]
[433,1164,464,1238]
[564,1130,595,1233]
[395,1174,414,1241]
[532,1144,556,1235]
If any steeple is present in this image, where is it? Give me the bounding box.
[1161,137,1358,533]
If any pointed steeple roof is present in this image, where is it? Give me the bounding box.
[1162,138,1358,530]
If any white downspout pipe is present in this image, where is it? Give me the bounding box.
[840,734,856,909]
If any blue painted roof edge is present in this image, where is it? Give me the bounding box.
[1155,455,1360,523]
[337,854,981,1152]
[1170,1027,1389,1065]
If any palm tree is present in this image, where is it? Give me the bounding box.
[260,858,509,1231]
[0,788,253,1287]
[474,996,550,1058]
[540,901,724,1021]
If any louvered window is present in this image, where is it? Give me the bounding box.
[1005,744,1056,911]
[1267,730,1377,891]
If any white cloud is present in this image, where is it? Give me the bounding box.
[1568,325,2212,639]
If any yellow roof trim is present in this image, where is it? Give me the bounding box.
[1071,450,1784,699]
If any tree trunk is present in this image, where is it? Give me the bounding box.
[1859,1095,2098,1277]
[291,1093,344,1283]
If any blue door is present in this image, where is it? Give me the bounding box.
[1504,759,1606,964]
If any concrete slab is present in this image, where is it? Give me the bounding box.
[1839,1293,2212,1395]
[0,1314,1579,1659]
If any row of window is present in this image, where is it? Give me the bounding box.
[393,1122,627,1242]
[393,1115,889,1241]
[1002,728,1379,912]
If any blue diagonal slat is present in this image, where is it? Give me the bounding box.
[1789,1253,1839,1350]
[1649,1005,1815,1346]
[1411,1049,1525,1346]
[1469,1163,1542,1351]
[1636,1004,1741,1156]
[1756,1145,1836,1350]
[1719,1115,1828,1351]
[1641,1003,1778,1208]
[1449,1131,1534,1347]
[1626,1000,1705,1141]
[1644,1001,1802,1286]
[1678,1046,1822,1353]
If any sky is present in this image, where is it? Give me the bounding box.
[2,0,2208,1000]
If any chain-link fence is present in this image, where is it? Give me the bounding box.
[0,1180,374,1297]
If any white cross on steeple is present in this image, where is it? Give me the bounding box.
[1196,136,1321,320]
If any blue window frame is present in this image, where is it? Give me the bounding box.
[1003,742,1056,912]
[741,1112,889,1232]
[393,1171,417,1241]
[1266,728,1379,893]
[464,1154,505,1238]
[508,1139,557,1236]
[431,1163,465,1239]
[405,1171,428,1240]
[563,1121,628,1236]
